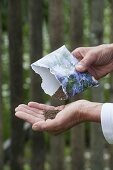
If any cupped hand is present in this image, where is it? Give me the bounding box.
[72,44,113,79]
[15,100,102,135]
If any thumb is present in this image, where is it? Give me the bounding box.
[75,52,96,72]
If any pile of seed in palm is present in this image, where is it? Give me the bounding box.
[44,110,60,120]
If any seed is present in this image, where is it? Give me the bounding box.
[44,110,59,120]
[52,86,67,100]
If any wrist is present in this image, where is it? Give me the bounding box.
[79,101,102,123]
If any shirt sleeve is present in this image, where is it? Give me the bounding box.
[101,103,113,144]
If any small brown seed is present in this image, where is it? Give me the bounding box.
[44,110,59,120]
[52,86,67,100]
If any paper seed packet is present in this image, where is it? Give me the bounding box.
[31,45,99,100]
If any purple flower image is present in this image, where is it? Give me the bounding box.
[56,71,99,98]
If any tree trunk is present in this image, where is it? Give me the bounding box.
[71,123,85,170]
[8,0,24,170]
[70,0,83,50]
[89,1,105,170]
[50,133,65,170]
[49,1,65,170]
[70,1,85,170]
[70,96,85,170]
[49,0,64,50]
[0,2,3,169]
[89,0,104,46]
[29,1,45,170]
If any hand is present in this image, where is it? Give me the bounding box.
[72,44,113,79]
[15,100,102,135]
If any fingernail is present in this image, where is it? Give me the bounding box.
[15,107,18,111]
[32,125,37,131]
[15,112,18,116]
[32,124,37,128]
[76,64,84,70]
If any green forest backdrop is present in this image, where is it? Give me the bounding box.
[0,0,113,170]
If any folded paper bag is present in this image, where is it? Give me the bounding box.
[31,45,98,100]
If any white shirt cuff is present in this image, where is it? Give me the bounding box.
[101,103,113,144]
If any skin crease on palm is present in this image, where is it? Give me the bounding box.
[15,44,113,135]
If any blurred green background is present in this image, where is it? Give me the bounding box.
[0,0,113,170]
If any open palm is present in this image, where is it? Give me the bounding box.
[15,102,64,124]
[15,101,82,134]
[15,100,101,134]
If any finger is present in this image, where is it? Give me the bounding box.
[75,51,96,72]
[72,47,92,58]
[55,105,65,111]
[72,48,83,60]
[16,104,44,115]
[15,104,45,119]
[32,120,47,131]
[28,102,56,111]
[32,118,61,132]
[32,118,67,135]
[15,104,43,114]
[15,111,44,124]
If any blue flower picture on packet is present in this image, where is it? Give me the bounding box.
[31,45,99,100]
